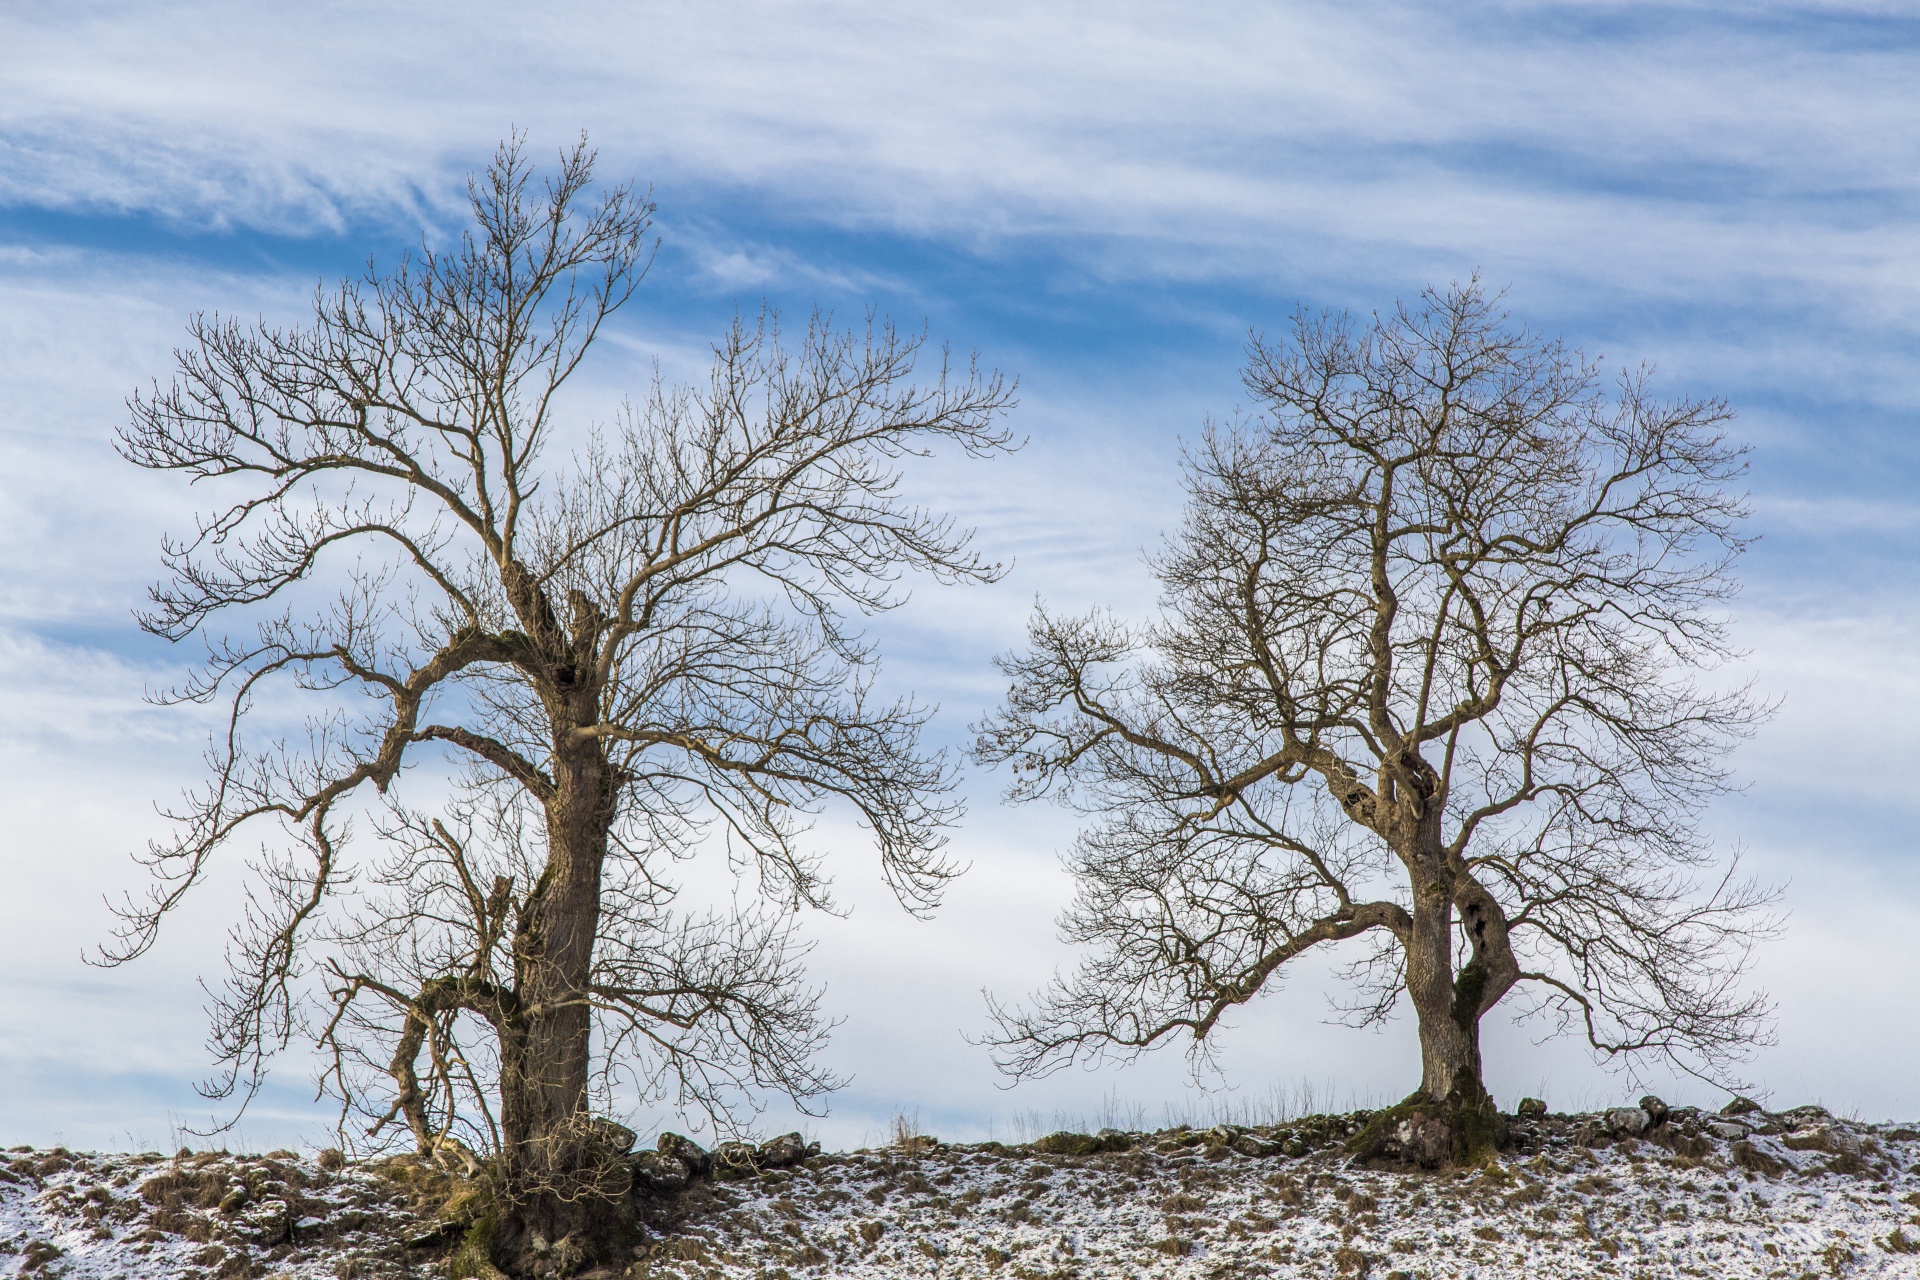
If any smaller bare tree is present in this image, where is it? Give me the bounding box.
[974,281,1775,1163]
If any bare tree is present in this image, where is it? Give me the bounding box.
[112,135,1015,1268]
[973,281,1773,1162]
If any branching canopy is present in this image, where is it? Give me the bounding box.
[113,135,1016,1146]
[975,280,1774,1093]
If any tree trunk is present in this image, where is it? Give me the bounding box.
[495,750,621,1272]
[1348,862,1506,1169]
[1397,844,1497,1105]
[1407,890,1489,1105]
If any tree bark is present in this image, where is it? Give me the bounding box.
[1406,887,1486,1104]
[1350,824,1511,1170]
[497,747,616,1262]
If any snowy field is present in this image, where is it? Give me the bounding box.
[2,1103,1917,1279]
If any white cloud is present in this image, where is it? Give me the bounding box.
[1,0,1917,1148]
[3,3,1915,312]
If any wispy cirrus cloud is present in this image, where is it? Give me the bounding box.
[2,0,1919,1147]
[4,4,1916,295]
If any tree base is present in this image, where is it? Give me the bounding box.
[495,1196,643,1279]
[1346,1090,1509,1170]
[417,1157,639,1279]
[447,1217,511,1280]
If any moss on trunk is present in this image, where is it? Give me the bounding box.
[1346,1090,1509,1170]
[447,1216,509,1280]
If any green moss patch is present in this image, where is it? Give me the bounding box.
[1347,1093,1507,1170]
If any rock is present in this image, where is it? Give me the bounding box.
[711,1140,758,1176]
[1720,1096,1762,1117]
[1348,1109,1452,1169]
[1779,1104,1833,1127]
[1026,1130,1113,1156]
[1345,1100,1506,1170]
[218,1186,249,1214]
[1637,1096,1669,1126]
[1515,1098,1547,1118]
[629,1150,689,1195]
[241,1197,294,1244]
[1204,1124,1247,1147]
[1708,1121,1750,1141]
[1230,1135,1280,1158]
[1604,1107,1651,1135]
[582,1118,636,1155]
[656,1132,710,1180]
[1394,1115,1454,1169]
[248,1197,290,1223]
[756,1132,815,1169]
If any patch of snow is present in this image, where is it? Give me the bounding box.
[1,1106,1916,1279]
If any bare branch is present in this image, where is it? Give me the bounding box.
[976,278,1771,1102]
[112,133,1016,1252]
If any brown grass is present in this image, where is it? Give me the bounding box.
[1731,1141,1788,1177]
[890,1111,935,1156]
[1332,1243,1371,1275]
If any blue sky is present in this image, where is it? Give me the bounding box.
[2,0,1918,1150]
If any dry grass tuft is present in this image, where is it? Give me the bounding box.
[891,1111,935,1156]
[1730,1141,1787,1178]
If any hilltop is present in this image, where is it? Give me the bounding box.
[3,1100,1917,1278]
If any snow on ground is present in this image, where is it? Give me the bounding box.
[2,1104,1918,1279]
[0,1145,420,1279]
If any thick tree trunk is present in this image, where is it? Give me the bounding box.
[495,749,621,1272]
[1406,889,1488,1104]
[1349,849,1507,1170]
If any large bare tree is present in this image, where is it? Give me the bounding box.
[974,281,1773,1162]
[112,136,1014,1270]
